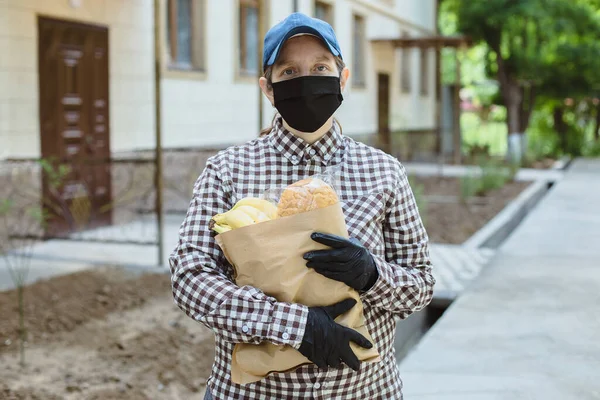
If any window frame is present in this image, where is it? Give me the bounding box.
[352,13,367,88]
[314,0,334,27]
[165,0,206,73]
[238,0,260,77]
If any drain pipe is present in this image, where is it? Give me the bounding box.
[153,0,164,267]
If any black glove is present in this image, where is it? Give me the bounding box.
[298,298,373,371]
[303,232,379,291]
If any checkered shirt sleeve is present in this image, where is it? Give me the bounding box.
[168,157,309,348]
[360,161,435,318]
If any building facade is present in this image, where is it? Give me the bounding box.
[0,0,438,160]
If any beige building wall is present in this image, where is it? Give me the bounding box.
[0,0,438,158]
[319,0,437,134]
[0,0,155,160]
[160,0,266,149]
[160,0,438,150]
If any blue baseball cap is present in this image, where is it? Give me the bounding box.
[263,12,343,70]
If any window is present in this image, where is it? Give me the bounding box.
[239,0,260,76]
[315,1,333,26]
[166,0,205,71]
[352,14,366,87]
[400,31,411,93]
[420,48,429,96]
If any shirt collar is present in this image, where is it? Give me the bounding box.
[268,116,344,165]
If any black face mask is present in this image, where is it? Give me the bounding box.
[272,75,344,133]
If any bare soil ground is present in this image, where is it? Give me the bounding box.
[0,267,214,400]
[412,177,531,244]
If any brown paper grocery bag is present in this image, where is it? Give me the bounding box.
[215,202,381,385]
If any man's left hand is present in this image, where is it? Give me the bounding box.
[304,232,378,292]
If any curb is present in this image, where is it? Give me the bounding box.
[463,179,551,250]
[551,155,572,170]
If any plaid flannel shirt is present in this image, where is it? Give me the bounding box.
[169,117,435,399]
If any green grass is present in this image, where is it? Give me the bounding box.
[461,112,507,156]
[459,156,516,201]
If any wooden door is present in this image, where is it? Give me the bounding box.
[377,73,391,152]
[38,17,112,235]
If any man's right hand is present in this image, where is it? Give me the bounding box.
[298,298,373,371]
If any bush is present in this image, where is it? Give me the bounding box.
[526,104,598,159]
[460,156,516,200]
[461,112,507,157]
[527,109,561,160]
[460,174,481,201]
[488,105,507,123]
[583,140,600,157]
[479,158,510,193]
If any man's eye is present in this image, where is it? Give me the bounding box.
[283,69,294,75]
[316,65,328,72]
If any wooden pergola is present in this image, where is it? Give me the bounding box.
[372,35,472,49]
[371,35,473,164]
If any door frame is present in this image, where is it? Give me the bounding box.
[377,72,391,152]
[37,16,112,235]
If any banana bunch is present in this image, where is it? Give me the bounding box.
[210,197,278,234]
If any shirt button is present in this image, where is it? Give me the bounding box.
[309,149,316,156]
[314,383,321,389]
[242,325,249,333]
[282,332,290,340]
[291,155,298,162]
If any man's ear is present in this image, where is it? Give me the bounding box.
[259,77,275,106]
[340,67,350,92]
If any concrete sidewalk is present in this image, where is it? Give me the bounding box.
[399,158,600,400]
[0,214,181,291]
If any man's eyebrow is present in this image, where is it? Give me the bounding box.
[274,57,294,68]
[313,55,334,63]
[273,54,333,69]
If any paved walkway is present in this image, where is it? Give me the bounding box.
[429,245,496,305]
[399,158,600,400]
[0,215,176,291]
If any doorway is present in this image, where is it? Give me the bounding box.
[38,17,112,235]
[377,73,391,152]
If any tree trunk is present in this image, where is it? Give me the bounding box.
[519,86,536,133]
[505,83,522,134]
[504,82,525,164]
[492,42,535,164]
[553,106,567,153]
[17,285,25,367]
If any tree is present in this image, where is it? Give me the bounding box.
[444,0,600,162]
[538,38,600,154]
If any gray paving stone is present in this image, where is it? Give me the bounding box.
[400,159,600,399]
